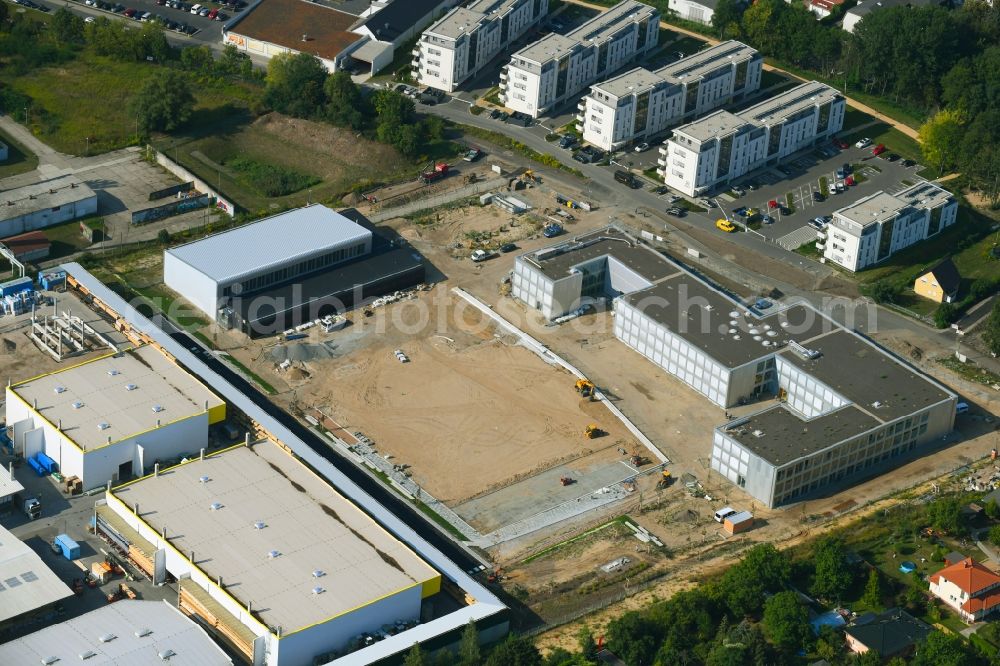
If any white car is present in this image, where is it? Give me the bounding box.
[634,142,650,153]
[855,137,871,149]
[190,3,201,13]
[84,15,95,22]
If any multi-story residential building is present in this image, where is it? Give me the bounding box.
[822,182,958,272]
[499,0,659,117]
[658,80,845,196]
[512,226,957,508]
[579,41,762,151]
[413,0,549,92]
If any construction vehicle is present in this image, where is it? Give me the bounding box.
[14,492,40,520]
[656,470,672,489]
[420,163,450,184]
[584,424,604,439]
[575,379,595,397]
[560,476,575,486]
[630,454,649,467]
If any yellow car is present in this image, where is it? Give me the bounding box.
[716,219,737,233]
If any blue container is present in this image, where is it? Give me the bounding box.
[27,457,45,476]
[0,276,33,298]
[54,534,80,560]
[40,271,66,291]
[35,452,58,475]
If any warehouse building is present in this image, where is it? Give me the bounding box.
[579,41,762,151]
[822,182,958,272]
[499,0,659,117]
[658,80,845,196]
[165,205,424,337]
[97,439,442,665]
[0,175,98,238]
[414,0,549,92]
[513,226,957,508]
[0,523,73,632]
[5,346,225,487]
[1,230,52,263]
[0,600,232,665]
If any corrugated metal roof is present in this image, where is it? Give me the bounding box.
[0,600,232,665]
[165,204,372,285]
[0,523,73,623]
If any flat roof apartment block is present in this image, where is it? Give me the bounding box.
[414,0,550,92]
[5,346,225,487]
[659,80,845,196]
[513,226,956,508]
[164,204,374,321]
[824,181,958,271]
[500,0,659,117]
[579,41,762,151]
[101,440,441,665]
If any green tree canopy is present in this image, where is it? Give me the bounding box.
[128,69,195,134]
[763,591,811,652]
[484,635,541,666]
[982,300,1000,356]
[912,630,976,666]
[324,71,366,130]
[862,568,883,609]
[919,109,966,176]
[265,52,328,117]
[811,536,852,601]
[928,496,965,535]
[458,620,481,666]
[51,8,85,44]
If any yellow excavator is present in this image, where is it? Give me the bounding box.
[575,379,596,397]
[584,424,604,439]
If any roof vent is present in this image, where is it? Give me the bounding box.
[752,429,764,438]
[871,401,883,409]
[788,340,821,360]
[54,386,66,394]
[210,502,223,511]
[267,549,280,559]
[97,422,110,431]
[158,650,176,661]
[72,401,84,409]
[107,369,120,376]
[312,569,325,578]
[41,658,60,666]
[312,586,325,595]
[253,521,266,530]
[199,475,210,483]
[152,405,163,413]
[135,628,153,638]
[98,634,116,643]
[125,384,137,391]
[78,650,98,660]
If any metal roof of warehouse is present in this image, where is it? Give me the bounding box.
[165,204,372,285]
[0,600,232,665]
[0,524,72,623]
[0,175,96,222]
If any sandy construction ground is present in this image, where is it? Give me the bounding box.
[300,292,638,505]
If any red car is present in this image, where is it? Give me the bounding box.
[124,7,136,16]
[872,143,887,156]
[207,7,218,18]
[834,138,849,149]
[845,175,856,186]
[768,199,779,209]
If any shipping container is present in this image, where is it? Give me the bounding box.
[0,276,33,298]
[35,451,58,475]
[723,511,754,535]
[54,533,81,560]
[40,271,67,291]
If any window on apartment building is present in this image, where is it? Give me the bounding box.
[427,70,439,78]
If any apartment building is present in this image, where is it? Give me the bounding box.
[822,182,958,272]
[499,0,659,117]
[413,0,549,92]
[659,80,845,196]
[579,41,762,151]
[513,226,956,508]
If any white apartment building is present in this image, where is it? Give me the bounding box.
[659,80,845,196]
[579,41,761,151]
[500,0,659,117]
[823,182,958,272]
[413,0,549,92]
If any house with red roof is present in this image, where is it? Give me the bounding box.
[929,557,1000,622]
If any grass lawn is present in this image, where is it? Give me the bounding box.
[795,240,822,258]
[0,128,38,179]
[668,35,710,56]
[760,69,791,90]
[837,120,923,163]
[43,218,98,260]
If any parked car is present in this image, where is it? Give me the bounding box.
[834,138,849,149]
[733,206,748,217]
[902,158,916,167]
[744,181,757,191]
[871,143,887,156]
[140,11,152,20]
[124,7,136,17]
[542,223,563,238]
[558,134,577,149]
[716,219,737,233]
[207,7,218,18]
[886,153,900,162]
[835,182,846,193]
[855,137,872,149]
[498,111,509,122]
[666,206,685,217]
[809,217,827,230]
[634,142,650,152]
[489,109,502,120]
[500,243,517,253]
[189,3,201,12]
[761,214,774,224]
[812,191,824,202]
[698,198,715,208]
[462,147,483,162]
[652,185,669,195]
[198,7,211,16]
[507,111,532,127]
[85,15,95,22]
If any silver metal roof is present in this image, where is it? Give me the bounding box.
[0,600,232,665]
[164,204,372,285]
[0,464,24,499]
[0,523,73,623]
[0,175,96,222]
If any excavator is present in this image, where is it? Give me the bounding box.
[584,424,604,439]
[574,379,596,397]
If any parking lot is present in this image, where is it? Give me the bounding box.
[28,0,241,43]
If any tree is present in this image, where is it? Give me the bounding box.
[811,536,853,601]
[404,643,429,666]
[484,635,541,666]
[862,568,882,609]
[868,279,901,304]
[51,7,84,44]
[128,70,195,134]
[934,302,959,329]
[763,590,811,652]
[982,301,1000,356]
[988,525,1000,546]
[852,650,884,666]
[264,52,328,117]
[928,496,965,535]
[180,45,215,72]
[986,499,1000,520]
[912,630,976,666]
[323,70,365,129]
[720,543,790,617]
[458,620,481,666]
[577,627,598,662]
[919,109,966,176]
[711,0,745,37]
[606,611,661,665]
[157,229,171,245]
[815,624,845,663]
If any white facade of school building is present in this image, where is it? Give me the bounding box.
[413,0,549,92]
[499,0,659,117]
[658,80,845,196]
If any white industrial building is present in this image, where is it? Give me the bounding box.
[822,182,958,272]
[499,0,659,117]
[5,346,225,488]
[0,175,98,238]
[658,80,845,196]
[0,600,232,665]
[579,41,762,151]
[0,523,73,630]
[97,440,442,666]
[414,0,550,92]
[513,226,957,507]
[164,204,373,321]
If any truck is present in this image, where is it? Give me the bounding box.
[14,493,41,520]
[614,170,640,189]
[421,163,450,184]
[470,249,495,263]
[542,223,563,238]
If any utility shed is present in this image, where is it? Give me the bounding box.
[0,523,73,630]
[163,204,373,319]
[0,175,98,238]
[0,599,232,665]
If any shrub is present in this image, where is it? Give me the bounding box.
[228,157,319,197]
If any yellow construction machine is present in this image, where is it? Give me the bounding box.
[574,379,596,397]
[584,424,604,439]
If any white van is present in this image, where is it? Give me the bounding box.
[190,3,202,13]
[714,507,737,523]
[956,402,970,415]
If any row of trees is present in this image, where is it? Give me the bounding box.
[262,52,444,158]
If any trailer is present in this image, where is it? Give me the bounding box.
[53,534,81,560]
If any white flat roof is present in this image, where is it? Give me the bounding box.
[10,346,224,452]
[0,175,97,222]
[0,524,73,623]
[165,204,372,285]
[0,600,232,665]
[111,441,439,633]
[0,465,24,499]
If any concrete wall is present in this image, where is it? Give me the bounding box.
[152,149,237,217]
[0,194,98,238]
[81,413,209,484]
[163,250,222,320]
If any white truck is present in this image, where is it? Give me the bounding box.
[470,249,495,263]
[15,493,41,520]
